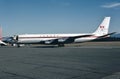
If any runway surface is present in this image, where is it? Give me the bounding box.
[0,43,120,79]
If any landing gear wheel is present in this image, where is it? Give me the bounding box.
[58,44,65,47]
[17,44,20,48]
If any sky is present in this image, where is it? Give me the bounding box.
[0,0,120,36]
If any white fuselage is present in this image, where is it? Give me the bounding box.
[16,33,97,44]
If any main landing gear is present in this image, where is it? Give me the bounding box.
[58,44,65,47]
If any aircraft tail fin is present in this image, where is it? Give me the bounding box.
[0,27,2,40]
[0,27,7,46]
[93,17,111,36]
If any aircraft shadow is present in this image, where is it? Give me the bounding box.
[31,45,59,48]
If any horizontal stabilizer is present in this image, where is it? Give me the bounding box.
[0,40,7,46]
[97,32,116,39]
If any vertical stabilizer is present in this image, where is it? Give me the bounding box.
[93,17,111,36]
[0,27,7,45]
[0,27,2,40]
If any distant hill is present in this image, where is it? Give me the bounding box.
[111,33,120,38]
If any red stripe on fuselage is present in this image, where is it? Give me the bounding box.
[19,37,65,39]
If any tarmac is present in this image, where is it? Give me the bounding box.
[0,42,120,79]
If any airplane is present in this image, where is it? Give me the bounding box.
[13,17,115,47]
[0,27,7,46]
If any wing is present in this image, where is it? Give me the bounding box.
[44,32,116,44]
[44,34,92,44]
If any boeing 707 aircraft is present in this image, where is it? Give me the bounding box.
[14,17,115,47]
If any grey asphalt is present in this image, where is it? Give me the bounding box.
[0,46,120,79]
